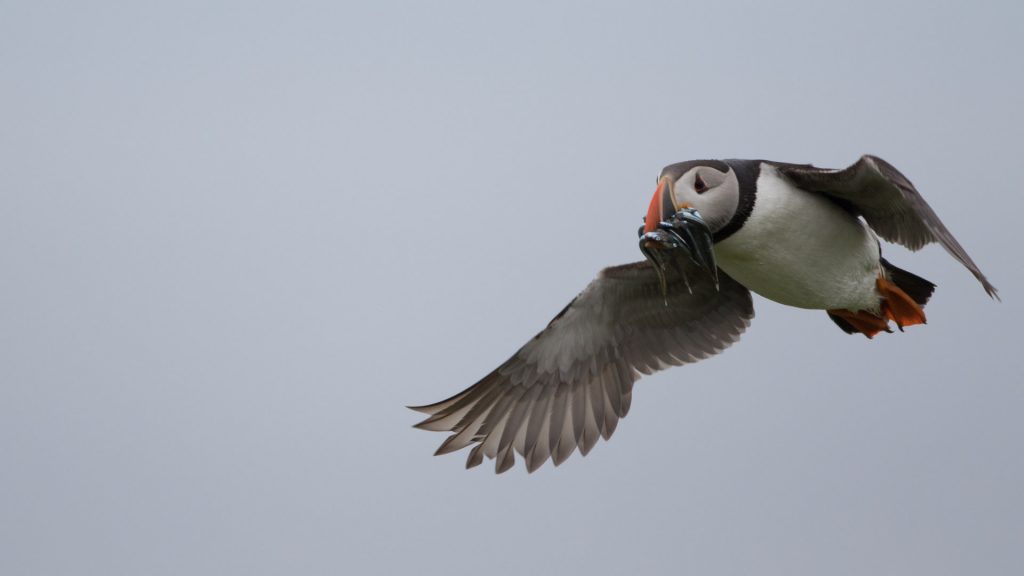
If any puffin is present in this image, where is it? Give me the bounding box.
[410,155,999,473]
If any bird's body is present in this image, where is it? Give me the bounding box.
[715,162,882,312]
[412,155,999,473]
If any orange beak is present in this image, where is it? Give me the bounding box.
[643,176,681,234]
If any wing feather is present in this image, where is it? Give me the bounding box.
[410,258,754,473]
[776,155,998,298]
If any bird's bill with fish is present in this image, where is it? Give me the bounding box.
[638,175,719,298]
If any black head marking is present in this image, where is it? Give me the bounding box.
[659,159,731,183]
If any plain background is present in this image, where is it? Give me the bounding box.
[2,1,1021,574]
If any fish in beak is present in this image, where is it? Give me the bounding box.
[638,176,719,299]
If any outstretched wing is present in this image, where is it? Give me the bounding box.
[410,259,754,474]
[775,155,998,298]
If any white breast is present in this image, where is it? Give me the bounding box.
[714,164,881,312]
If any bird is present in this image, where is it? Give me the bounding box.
[410,155,998,474]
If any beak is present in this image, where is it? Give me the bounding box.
[643,176,678,234]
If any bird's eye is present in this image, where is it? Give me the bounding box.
[694,174,708,194]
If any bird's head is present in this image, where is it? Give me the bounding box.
[644,160,740,235]
[639,160,740,295]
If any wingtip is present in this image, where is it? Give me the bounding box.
[525,450,546,474]
[495,448,515,474]
[985,284,1001,302]
[466,445,484,469]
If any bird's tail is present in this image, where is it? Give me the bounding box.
[880,258,936,310]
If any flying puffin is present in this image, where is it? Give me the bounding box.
[410,155,999,473]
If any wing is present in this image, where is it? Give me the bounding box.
[409,259,754,474]
[775,155,998,298]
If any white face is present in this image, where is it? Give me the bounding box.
[668,165,740,233]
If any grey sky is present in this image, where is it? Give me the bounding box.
[2,1,1022,574]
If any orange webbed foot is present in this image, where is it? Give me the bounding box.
[877,276,927,331]
[827,308,892,339]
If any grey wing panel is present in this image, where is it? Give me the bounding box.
[776,155,998,298]
[410,259,754,473]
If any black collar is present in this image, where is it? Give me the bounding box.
[714,159,761,243]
